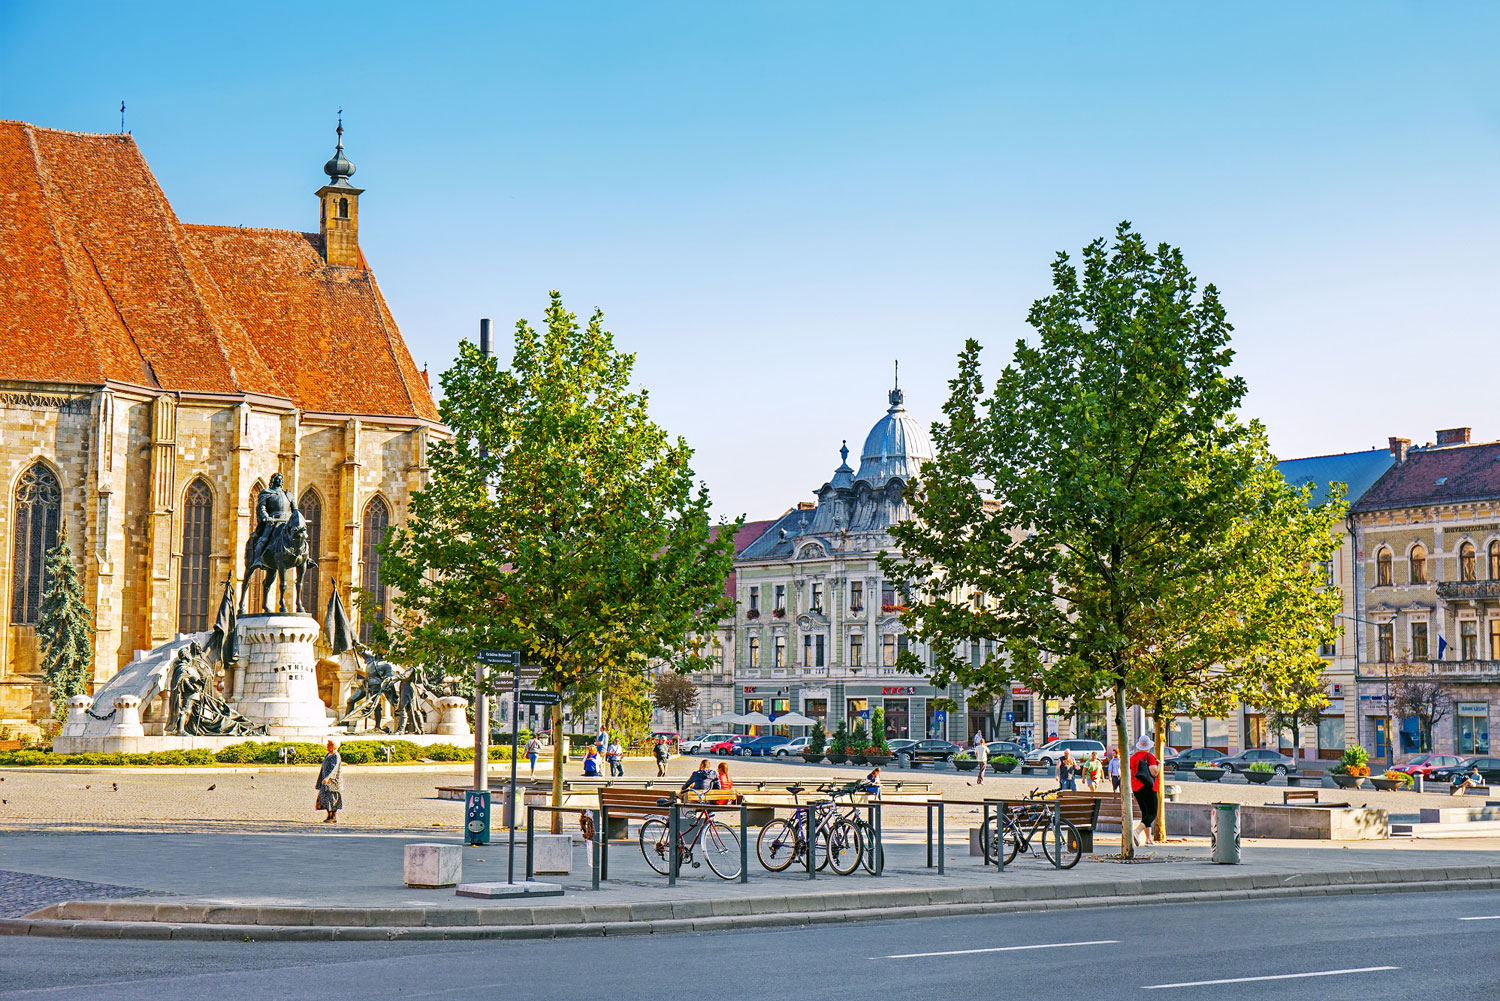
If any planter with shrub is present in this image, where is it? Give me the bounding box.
[1245,761,1275,784]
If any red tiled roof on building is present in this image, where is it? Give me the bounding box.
[711,517,781,603]
[1351,437,1500,512]
[0,121,438,422]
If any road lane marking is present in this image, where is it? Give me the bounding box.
[879,939,1117,960]
[1141,966,1398,989]
[1459,915,1500,921]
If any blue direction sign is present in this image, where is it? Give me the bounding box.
[477,649,521,667]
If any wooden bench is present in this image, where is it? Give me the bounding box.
[1056,792,1103,851]
[1283,789,1321,805]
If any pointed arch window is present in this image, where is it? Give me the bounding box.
[11,463,61,624]
[360,496,391,642]
[179,480,214,632]
[1376,548,1392,587]
[1461,541,1477,582]
[338,197,349,219]
[299,488,322,614]
[245,480,265,614]
[1410,545,1427,585]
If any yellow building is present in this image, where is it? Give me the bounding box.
[0,120,442,732]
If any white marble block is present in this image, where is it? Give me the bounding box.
[531,833,574,875]
[436,696,471,737]
[101,695,145,753]
[233,615,330,737]
[404,842,463,888]
[61,695,92,737]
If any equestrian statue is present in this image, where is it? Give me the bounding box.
[239,472,312,615]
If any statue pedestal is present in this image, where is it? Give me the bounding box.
[234,615,330,737]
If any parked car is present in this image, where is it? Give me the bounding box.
[1211,748,1299,775]
[1390,753,1465,778]
[887,739,919,757]
[774,736,813,756]
[1164,747,1224,773]
[736,735,792,757]
[1430,757,1500,785]
[985,741,1026,759]
[1024,738,1105,765]
[681,732,735,754]
[905,739,962,763]
[651,731,681,747]
[709,736,748,755]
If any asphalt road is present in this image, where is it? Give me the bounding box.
[1,889,1494,1000]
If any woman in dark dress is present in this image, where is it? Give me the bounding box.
[316,740,343,823]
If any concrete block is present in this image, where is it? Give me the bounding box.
[530,833,574,875]
[404,842,463,888]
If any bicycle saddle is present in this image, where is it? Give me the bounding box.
[787,784,805,795]
[656,797,674,806]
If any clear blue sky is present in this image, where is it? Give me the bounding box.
[4,2,1498,519]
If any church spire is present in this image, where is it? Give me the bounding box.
[315,110,365,267]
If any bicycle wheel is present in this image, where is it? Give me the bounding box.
[703,821,743,880]
[859,820,883,874]
[1000,815,1023,865]
[757,819,801,872]
[826,819,863,875]
[1040,818,1083,870]
[638,817,671,875]
[979,814,1000,861]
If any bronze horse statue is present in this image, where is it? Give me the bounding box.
[239,508,312,615]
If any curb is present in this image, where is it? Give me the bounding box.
[6,866,1500,941]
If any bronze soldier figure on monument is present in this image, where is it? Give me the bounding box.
[239,472,313,615]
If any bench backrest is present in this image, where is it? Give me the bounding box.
[1057,792,1103,829]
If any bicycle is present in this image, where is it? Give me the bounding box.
[823,781,884,875]
[756,784,863,875]
[638,792,743,880]
[978,788,1083,870]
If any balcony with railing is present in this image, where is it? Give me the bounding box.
[1357,659,1500,682]
[1436,580,1500,601]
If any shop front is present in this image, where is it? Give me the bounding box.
[842,683,945,740]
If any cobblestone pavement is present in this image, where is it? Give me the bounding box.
[0,754,1468,835]
[0,870,159,918]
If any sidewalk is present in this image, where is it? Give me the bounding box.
[5,826,1500,940]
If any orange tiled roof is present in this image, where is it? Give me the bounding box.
[0,121,438,422]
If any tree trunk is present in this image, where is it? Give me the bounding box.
[1115,680,1134,858]
[550,702,564,834]
[1152,704,1167,843]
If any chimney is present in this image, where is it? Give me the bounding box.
[1436,427,1471,446]
[1388,437,1410,464]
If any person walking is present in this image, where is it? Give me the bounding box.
[1083,750,1102,792]
[524,735,541,777]
[607,738,624,777]
[315,740,342,824]
[594,728,608,758]
[1129,736,1161,846]
[653,737,669,777]
[1057,750,1078,791]
[1107,749,1122,791]
[973,738,990,785]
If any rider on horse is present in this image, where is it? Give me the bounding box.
[240,472,310,614]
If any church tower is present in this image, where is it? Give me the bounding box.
[315,115,364,267]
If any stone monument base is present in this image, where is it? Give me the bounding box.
[235,614,329,737]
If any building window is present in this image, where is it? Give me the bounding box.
[1320,623,1336,658]
[1457,702,1490,755]
[244,481,266,614]
[748,636,759,667]
[1317,715,1345,756]
[881,581,898,608]
[815,634,825,667]
[1410,621,1428,661]
[1168,716,1193,748]
[178,479,214,633]
[1491,619,1500,660]
[810,581,823,610]
[1491,542,1500,580]
[299,488,322,614]
[804,698,827,728]
[11,463,61,625]
[774,584,786,611]
[1376,548,1392,587]
[1377,622,1393,663]
[882,635,897,666]
[1319,559,1334,585]
[360,496,391,642]
[1461,619,1478,660]
[748,586,759,612]
[338,197,349,218]
[850,633,863,666]
[1410,545,1426,585]
[1461,542,1478,582]
[850,580,863,612]
[803,634,813,665]
[773,636,786,668]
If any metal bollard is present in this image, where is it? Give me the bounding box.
[1211,802,1242,864]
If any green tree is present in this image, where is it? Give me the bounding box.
[379,292,739,827]
[651,670,700,732]
[869,706,888,752]
[886,224,1340,856]
[37,533,94,714]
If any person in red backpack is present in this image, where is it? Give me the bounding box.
[1128,736,1160,846]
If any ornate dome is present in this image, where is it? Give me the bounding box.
[323,120,356,186]
[854,386,933,488]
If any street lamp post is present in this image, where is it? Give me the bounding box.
[1337,612,1394,768]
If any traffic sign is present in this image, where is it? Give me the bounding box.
[1004,711,1015,722]
[518,689,560,706]
[932,710,947,722]
[477,649,521,666]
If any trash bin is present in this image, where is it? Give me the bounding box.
[465,789,491,846]
[1211,802,1241,864]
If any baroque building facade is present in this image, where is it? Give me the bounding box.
[0,120,442,732]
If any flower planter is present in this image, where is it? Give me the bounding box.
[801,751,825,764]
[995,759,1018,773]
[826,753,849,765]
[1331,773,1366,789]
[865,754,893,766]
[849,753,869,765]
[954,759,978,771]
[1194,768,1226,782]
[1370,777,1406,791]
[932,759,953,771]
[1245,770,1274,784]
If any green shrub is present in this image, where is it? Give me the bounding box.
[808,720,827,754]
[868,708,888,752]
[1342,744,1369,770]
[1248,761,1274,773]
[830,720,848,754]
